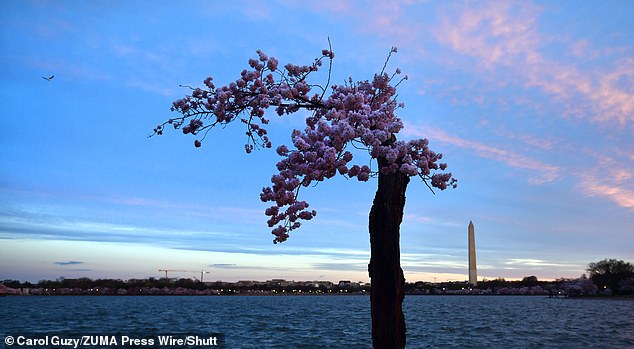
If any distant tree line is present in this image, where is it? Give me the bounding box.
[0,277,369,296]
[402,258,634,296]
[3,259,632,297]
[586,258,634,295]
[1,277,209,291]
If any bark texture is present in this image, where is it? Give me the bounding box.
[368,157,409,349]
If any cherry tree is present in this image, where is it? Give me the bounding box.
[152,46,456,349]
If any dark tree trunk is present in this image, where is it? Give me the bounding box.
[368,156,409,349]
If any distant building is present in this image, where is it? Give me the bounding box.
[236,280,256,287]
[338,280,352,287]
[468,220,477,285]
[268,279,291,287]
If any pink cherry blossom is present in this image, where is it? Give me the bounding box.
[153,47,456,243]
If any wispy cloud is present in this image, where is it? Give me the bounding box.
[54,261,84,266]
[360,2,419,43]
[579,166,634,211]
[0,209,233,249]
[575,153,634,211]
[434,1,634,127]
[312,262,367,272]
[504,258,576,268]
[580,181,634,210]
[103,194,265,224]
[487,124,556,151]
[297,1,422,47]
[591,58,634,125]
[435,1,541,68]
[209,263,238,269]
[405,124,560,184]
[403,213,433,223]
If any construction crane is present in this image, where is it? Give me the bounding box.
[158,269,210,282]
[158,269,187,279]
[198,270,210,283]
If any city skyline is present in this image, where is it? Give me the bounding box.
[1,1,633,283]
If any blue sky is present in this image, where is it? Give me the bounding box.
[1,1,632,283]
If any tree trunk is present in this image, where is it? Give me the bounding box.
[368,157,409,349]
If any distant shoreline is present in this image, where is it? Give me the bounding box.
[3,276,631,298]
[3,292,633,299]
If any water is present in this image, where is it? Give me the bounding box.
[2,295,633,348]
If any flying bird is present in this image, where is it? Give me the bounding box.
[42,75,54,81]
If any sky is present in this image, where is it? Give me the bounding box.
[1,1,632,284]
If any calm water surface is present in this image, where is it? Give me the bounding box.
[2,295,633,348]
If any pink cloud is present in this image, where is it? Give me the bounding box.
[594,59,634,125]
[434,1,634,127]
[580,177,634,210]
[487,124,556,151]
[435,1,541,68]
[405,124,560,184]
[360,2,418,41]
[301,1,424,47]
[577,154,634,211]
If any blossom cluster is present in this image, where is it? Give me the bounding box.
[155,48,456,243]
[154,49,331,152]
[260,71,456,242]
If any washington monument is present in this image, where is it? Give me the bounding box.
[468,220,477,285]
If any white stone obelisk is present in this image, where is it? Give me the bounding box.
[468,220,477,285]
